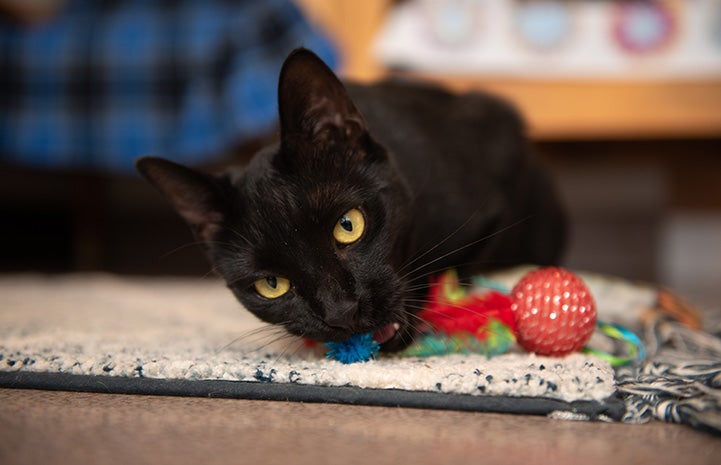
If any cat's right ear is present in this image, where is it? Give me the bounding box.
[135,157,227,243]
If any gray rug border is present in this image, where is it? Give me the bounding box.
[0,371,625,421]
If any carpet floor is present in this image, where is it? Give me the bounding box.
[1,388,719,465]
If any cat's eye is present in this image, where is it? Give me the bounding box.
[253,276,291,299]
[333,208,365,245]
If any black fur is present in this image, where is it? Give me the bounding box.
[136,48,565,352]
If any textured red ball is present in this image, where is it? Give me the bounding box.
[510,267,596,356]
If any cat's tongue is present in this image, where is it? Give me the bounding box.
[373,323,400,344]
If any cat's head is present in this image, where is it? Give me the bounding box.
[137,49,415,351]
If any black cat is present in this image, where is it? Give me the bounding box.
[136,48,565,352]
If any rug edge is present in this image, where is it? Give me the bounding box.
[0,371,625,421]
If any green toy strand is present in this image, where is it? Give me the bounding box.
[582,321,646,367]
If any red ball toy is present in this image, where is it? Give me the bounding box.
[510,267,596,356]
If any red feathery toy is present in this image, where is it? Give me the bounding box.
[405,270,516,357]
[422,272,516,336]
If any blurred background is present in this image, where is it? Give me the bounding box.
[1,0,720,311]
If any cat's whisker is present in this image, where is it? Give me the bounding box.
[396,208,483,275]
[159,239,238,260]
[402,306,468,329]
[401,308,429,324]
[402,308,454,353]
[156,238,247,283]
[201,266,221,280]
[403,297,499,321]
[402,261,489,287]
[402,303,428,312]
[272,336,310,364]
[216,323,291,354]
[398,215,532,284]
[401,311,434,341]
[292,334,312,355]
[225,226,254,248]
[244,331,300,356]
[401,319,418,347]
[401,303,512,349]
[158,240,205,259]
[404,280,477,293]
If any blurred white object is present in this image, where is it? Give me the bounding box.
[515,0,574,50]
[422,0,483,46]
[374,0,721,79]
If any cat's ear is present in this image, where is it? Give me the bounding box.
[135,157,227,243]
[278,48,367,150]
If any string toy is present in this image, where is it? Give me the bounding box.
[324,267,645,366]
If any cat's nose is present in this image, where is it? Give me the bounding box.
[324,301,359,331]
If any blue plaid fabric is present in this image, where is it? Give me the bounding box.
[0,0,337,172]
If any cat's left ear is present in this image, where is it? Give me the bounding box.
[278,48,367,150]
[135,157,228,244]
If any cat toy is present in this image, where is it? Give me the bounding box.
[323,270,516,364]
[325,333,380,365]
[403,266,598,357]
[325,267,643,365]
[510,266,596,355]
[400,271,517,358]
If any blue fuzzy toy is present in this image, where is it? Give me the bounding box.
[325,333,380,364]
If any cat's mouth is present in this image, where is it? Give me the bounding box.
[373,322,400,345]
[372,321,410,352]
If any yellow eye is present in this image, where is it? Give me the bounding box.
[253,276,291,299]
[333,208,365,245]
